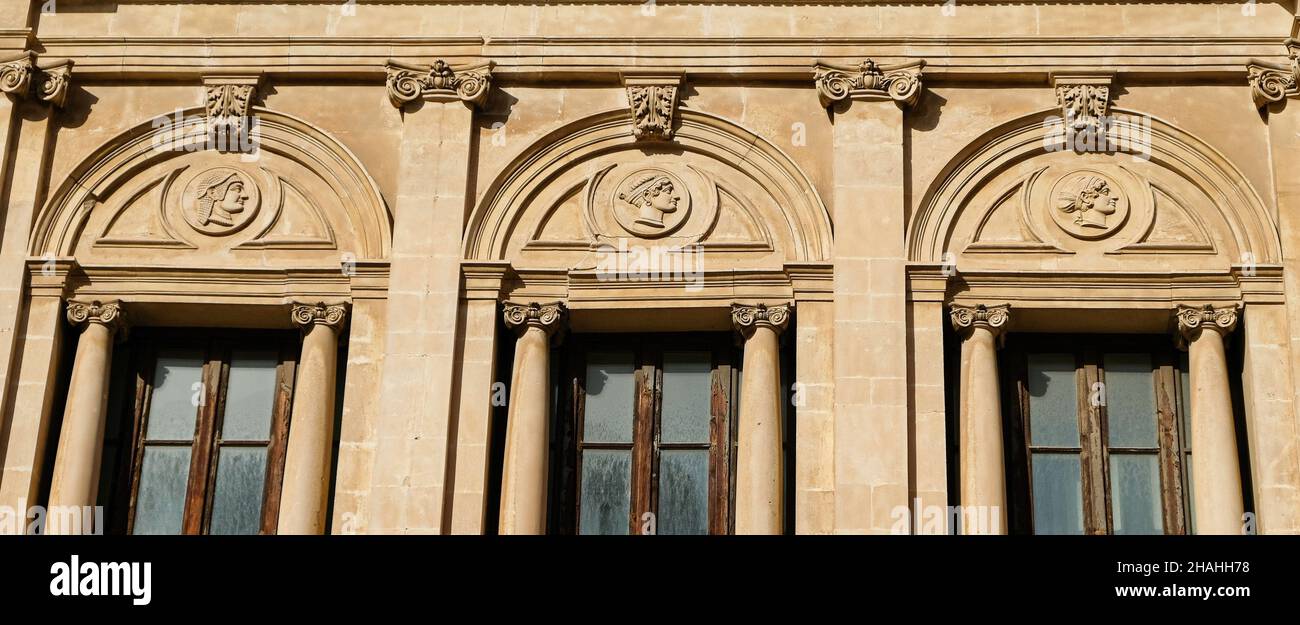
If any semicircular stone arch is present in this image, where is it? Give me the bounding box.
[464,108,832,269]
[909,108,1281,271]
[31,107,392,264]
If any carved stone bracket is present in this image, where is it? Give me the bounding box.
[503,301,567,338]
[1,52,74,109]
[949,303,1011,343]
[385,59,494,109]
[291,302,349,330]
[813,59,925,108]
[1052,73,1114,132]
[1247,39,1300,109]
[732,303,792,339]
[203,75,263,137]
[621,72,684,141]
[1175,303,1240,348]
[66,299,128,338]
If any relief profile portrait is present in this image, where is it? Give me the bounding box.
[619,173,681,229]
[181,167,261,236]
[608,167,692,239]
[1050,171,1128,239]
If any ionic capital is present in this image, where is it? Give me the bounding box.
[291,302,349,330]
[949,303,1011,342]
[1175,303,1240,347]
[503,301,567,337]
[2,52,73,109]
[814,59,924,108]
[732,303,792,339]
[386,59,494,110]
[1247,38,1299,109]
[66,300,127,336]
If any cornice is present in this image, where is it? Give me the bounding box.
[30,36,1288,81]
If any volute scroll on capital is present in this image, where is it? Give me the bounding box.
[949,303,1011,342]
[813,59,925,108]
[503,301,568,337]
[1,52,74,109]
[291,302,349,330]
[1175,303,1241,348]
[1247,38,1299,109]
[731,303,792,339]
[66,299,128,338]
[385,59,494,109]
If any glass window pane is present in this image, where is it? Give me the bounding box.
[661,351,712,444]
[208,447,269,535]
[132,446,192,535]
[1031,452,1084,535]
[222,351,279,441]
[579,450,631,535]
[583,351,635,443]
[1027,353,1080,447]
[1111,453,1163,535]
[1105,353,1157,448]
[658,450,710,535]
[146,350,204,441]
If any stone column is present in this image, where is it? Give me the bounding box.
[950,303,1010,535]
[46,300,126,535]
[1176,304,1245,534]
[732,303,791,534]
[369,59,492,534]
[278,303,347,535]
[816,59,924,533]
[498,301,566,535]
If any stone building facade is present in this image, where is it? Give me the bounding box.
[0,1,1298,535]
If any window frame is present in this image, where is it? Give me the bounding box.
[557,333,738,535]
[1003,334,1191,535]
[117,329,298,535]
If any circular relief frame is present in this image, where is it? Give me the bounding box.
[179,166,261,237]
[610,167,692,239]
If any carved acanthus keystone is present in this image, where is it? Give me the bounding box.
[0,52,34,98]
[386,59,494,109]
[1053,74,1113,132]
[1175,304,1240,347]
[732,303,792,338]
[2,53,74,109]
[503,301,567,337]
[621,73,684,141]
[291,302,349,329]
[203,75,262,136]
[66,300,127,336]
[949,303,1011,341]
[813,59,925,108]
[1247,39,1300,109]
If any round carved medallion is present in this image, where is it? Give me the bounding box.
[611,168,691,238]
[1049,170,1129,239]
[180,167,260,236]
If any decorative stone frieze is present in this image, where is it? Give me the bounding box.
[385,59,494,109]
[621,72,684,141]
[813,59,924,108]
[1247,39,1299,109]
[1052,73,1113,132]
